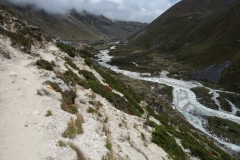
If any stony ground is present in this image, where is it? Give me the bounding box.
[0,35,169,160]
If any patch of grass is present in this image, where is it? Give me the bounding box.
[57,43,76,57]
[45,110,52,117]
[84,57,92,66]
[61,89,78,114]
[64,69,82,85]
[69,143,87,160]
[218,92,240,109]
[79,70,98,81]
[104,117,108,123]
[62,114,84,139]
[87,107,95,113]
[65,57,78,70]
[58,140,67,147]
[36,59,54,71]
[207,116,240,145]
[141,132,145,140]
[0,28,31,51]
[88,101,95,105]
[191,87,218,110]
[217,96,232,112]
[105,140,112,151]
[94,67,144,113]
[152,125,186,160]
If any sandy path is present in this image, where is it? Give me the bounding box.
[0,38,52,160]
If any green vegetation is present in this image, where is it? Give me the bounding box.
[62,68,142,116]
[152,125,186,160]
[94,67,144,113]
[146,105,235,160]
[105,139,112,151]
[191,87,218,110]
[79,70,98,81]
[69,143,87,160]
[62,114,84,139]
[217,96,232,112]
[45,110,52,117]
[84,57,93,66]
[87,107,95,113]
[58,140,67,147]
[218,92,240,109]
[61,89,78,114]
[207,117,240,145]
[36,59,54,71]
[57,43,76,57]
[141,132,145,140]
[65,57,78,70]
[0,28,31,50]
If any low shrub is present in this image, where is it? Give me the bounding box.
[65,57,78,70]
[84,57,92,66]
[69,143,87,160]
[87,107,95,113]
[62,114,84,139]
[45,110,52,117]
[191,87,218,110]
[36,59,54,71]
[57,43,76,57]
[78,70,98,81]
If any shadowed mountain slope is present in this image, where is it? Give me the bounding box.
[113,0,240,92]
[0,0,147,40]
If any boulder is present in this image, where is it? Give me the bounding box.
[38,85,62,100]
[40,70,70,91]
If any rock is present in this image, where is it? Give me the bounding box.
[115,145,122,152]
[24,124,28,127]
[38,85,62,100]
[27,25,40,31]
[8,71,18,76]
[192,61,230,84]
[117,136,127,143]
[79,98,87,104]
[32,111,40,115]
[40,70,70,91]
[27,56,34,60]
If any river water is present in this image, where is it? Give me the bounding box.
[96,47,240,152]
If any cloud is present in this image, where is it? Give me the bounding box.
[8,0,180,23]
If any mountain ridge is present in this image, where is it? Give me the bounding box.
[0,0,147,40]
[110,0,240,92]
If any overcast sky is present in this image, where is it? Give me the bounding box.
[8,0,180,23]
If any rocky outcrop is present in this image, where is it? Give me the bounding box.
[192,61,230,84]
[38,85,62,100]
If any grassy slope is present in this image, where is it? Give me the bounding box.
[112,0,240,92]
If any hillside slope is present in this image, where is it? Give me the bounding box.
[1,0,147,40]
[111,0,240,92]
[0,4,237,160]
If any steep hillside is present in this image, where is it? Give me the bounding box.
[0,0,147,40]
[0,4,237,160]
[109,0,240,92]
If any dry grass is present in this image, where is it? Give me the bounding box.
[69,143,87,160]
[62,113,84,139]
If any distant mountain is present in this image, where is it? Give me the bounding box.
[112,0,240,92]
[0,0,147,40]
